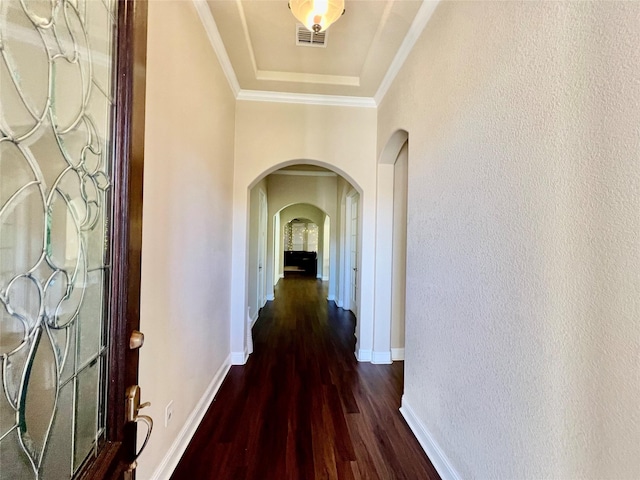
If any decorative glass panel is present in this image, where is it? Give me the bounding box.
[0,0,118,477]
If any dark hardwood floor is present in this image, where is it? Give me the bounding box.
[171,276,440,480]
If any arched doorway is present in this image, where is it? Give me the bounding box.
[237,162,364,364]
[373,130,409,363]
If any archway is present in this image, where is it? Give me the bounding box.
[277,203,328,281]
[233,161,370,365]
[373,130,409,364]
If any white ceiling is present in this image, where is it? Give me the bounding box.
[201,0,438,104]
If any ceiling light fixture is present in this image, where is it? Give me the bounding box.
[289,0,345,34]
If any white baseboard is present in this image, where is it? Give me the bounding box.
[392,348,405,361]
[231,349,248,365]
[372,350,392,364]
[279,274,284,279]
[250,309,259,328]
[150,355,232,480]
[400,396,461,480]
[266,293,275,301]
[356,349,372,362]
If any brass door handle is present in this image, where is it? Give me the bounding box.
[127,414,153,471]
[125,385,153,471]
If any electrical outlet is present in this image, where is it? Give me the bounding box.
[165,401,174,427]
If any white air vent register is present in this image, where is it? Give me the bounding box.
[296,24,327,47]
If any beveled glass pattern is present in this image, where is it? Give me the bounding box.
[0,0,117,477]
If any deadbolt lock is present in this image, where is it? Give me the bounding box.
[129,330,145,350]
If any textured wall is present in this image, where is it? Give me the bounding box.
[378,1,640,478]
[138,1,235,477]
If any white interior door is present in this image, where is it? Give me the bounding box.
[348,194,359,317]
[273,214,281,285]
[257,190,267,309]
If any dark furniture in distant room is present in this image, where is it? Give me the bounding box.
[284,251,317,277]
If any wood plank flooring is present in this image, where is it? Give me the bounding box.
[171,277,440,480]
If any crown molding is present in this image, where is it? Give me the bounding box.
[192,0,241,96]
[193,0,439,108]
[237,90,377,108]
[374,0,440,106]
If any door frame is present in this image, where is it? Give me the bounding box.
[78,0,148,478]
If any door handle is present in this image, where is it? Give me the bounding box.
[125,385,153,473]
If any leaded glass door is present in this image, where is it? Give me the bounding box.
[0,0,147,478]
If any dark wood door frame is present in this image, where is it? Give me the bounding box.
[78,0,148,478]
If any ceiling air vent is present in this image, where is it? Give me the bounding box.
[296,24,327,48]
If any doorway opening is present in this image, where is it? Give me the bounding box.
[372,129,409,363]
[391,140,409,360]
[283,218,320,277]
[245,163,361,357]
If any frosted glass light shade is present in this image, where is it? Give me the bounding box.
[289,0,345,33]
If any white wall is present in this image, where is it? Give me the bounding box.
[231,100,377,363]
[378,1,640,478]
[138,1,235,478]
